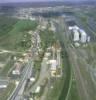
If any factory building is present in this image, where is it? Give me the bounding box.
[68,25,90,45]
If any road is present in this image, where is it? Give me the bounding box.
[8,28,38,100]
[8,59,33,100]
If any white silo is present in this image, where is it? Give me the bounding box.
[73,29,80,42]
[79,29,87,43]
[87,36,90,42]
[73,25,79,30]
[69,26,73,30]
[69,25,79,31]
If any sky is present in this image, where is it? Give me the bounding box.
[0,0,95,3]
[0,0,59,3]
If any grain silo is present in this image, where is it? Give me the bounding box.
[73,29,80,42]
[79,29,87,43]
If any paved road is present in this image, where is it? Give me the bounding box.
[8,59,33,100]
[6,23,41,100]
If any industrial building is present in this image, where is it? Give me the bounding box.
[68,25,90,45]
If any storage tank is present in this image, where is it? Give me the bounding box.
[87,36,90,42]
[73,29,80,42]
[79,29,87,43]
[69,25,79,30]
[69,26,73,30]
[73,25,79,30]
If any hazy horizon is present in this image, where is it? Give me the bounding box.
[0,0,96,3]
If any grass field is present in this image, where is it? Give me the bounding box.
[47,78,65,100]
[0,16,38,51]
[0,53,10,62]
[0,16,17,36]
[0,56,14,77]
[0,82,15,100]
[68,77,80,100]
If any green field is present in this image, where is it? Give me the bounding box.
[0,53,10,62]
[68,77,80,100]
[0,16,17,36]
[47,78,65,100]
[0,82,15,100]
[0,16,38,51]
[0,56,14,76]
